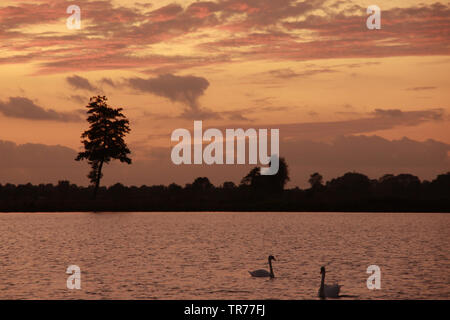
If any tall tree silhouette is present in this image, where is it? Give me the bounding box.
[240,157,290,192]
[308,172,324,189]
[75,96,131,198]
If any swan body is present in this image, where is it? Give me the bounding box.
[319,284,342,298]
[249,255,276,278]
[318,266,342,298]
[248,269,272,277]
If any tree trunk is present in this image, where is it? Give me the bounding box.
[93,160,104,199]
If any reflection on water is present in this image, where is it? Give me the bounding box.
[0,212,448,299]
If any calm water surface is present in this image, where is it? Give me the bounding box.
[0,212,448,299]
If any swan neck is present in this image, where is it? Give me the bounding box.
[269,259,274,278]
[319,272,325,294]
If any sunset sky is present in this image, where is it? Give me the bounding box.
[0,0,449,187]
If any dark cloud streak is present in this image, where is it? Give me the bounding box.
[126,73,220,119]
[66,75,98,91]
[0,97,82,122]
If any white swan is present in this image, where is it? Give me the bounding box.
[318,266,342,298]
[249,255,276,278]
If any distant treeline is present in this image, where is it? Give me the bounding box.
[1,166,449,212]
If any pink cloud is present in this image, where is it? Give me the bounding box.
[0,1,448,74]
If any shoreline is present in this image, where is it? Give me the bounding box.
[1,210,449,213]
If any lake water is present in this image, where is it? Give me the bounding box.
[0,212,448,299]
